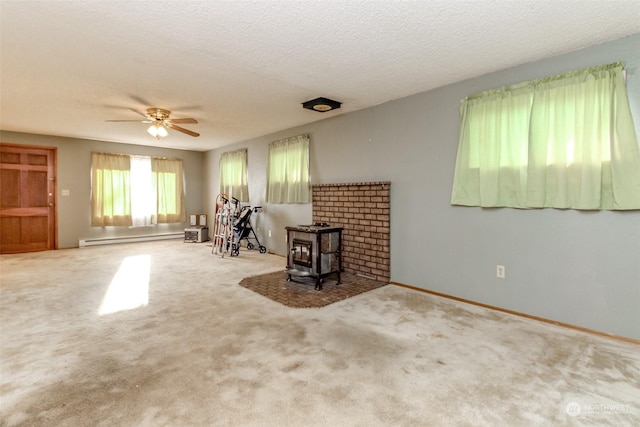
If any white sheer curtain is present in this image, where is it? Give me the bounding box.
[130,155,153,227]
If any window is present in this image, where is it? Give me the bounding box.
[91,152,185,226]
[219,149,249,202]
[130,155,153,227]
[266,134,310,204]
[451,62,640,210]
[91,153,132,226]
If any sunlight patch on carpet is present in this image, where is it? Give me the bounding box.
[98,254,150,315]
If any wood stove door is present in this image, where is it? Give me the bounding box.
[291,238,312,268]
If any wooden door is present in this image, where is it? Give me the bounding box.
[0,143,57,253]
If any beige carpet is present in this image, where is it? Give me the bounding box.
[1,240,638,426]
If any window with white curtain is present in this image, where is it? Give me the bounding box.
[266,134,310,204]
[91,153,185,226]
[219,148,249,202]
[451,62,640,210]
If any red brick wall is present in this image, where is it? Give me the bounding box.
[312,182,390,282]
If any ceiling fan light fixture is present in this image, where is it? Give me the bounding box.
[147,123,168,139]
[157,125,168,138]
[302,97,341,112]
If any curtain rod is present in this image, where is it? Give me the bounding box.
[92,151,183,161]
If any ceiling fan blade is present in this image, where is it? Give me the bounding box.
[168,123,200,137]
[169,118,198,124]
[129,108,149,118]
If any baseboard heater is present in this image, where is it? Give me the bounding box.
[79,232,184,247]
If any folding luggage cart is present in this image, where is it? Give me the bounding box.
[212,195,240,257]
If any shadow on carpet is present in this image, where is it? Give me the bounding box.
[239,271,388,308]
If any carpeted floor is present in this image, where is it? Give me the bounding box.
[239,271,387,308]
[1,240,639,426]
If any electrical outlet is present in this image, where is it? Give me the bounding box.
[268,230,272,237]
[496,265,506,279]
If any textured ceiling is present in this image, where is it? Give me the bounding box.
[1,1,639,152]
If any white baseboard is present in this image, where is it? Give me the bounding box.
[79,232,184,247]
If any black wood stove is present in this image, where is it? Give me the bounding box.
[285,224,343,290]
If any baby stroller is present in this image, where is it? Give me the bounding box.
[230,206,267,256]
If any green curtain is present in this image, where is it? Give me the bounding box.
[451,62,640,210]
[219,149,249,202]
[152,157,185,223]
[91,152,132,226]
[266,134,310,204]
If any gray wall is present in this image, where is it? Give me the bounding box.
[204,34,640,340]
[0,131,204,249]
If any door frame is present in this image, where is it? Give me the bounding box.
[0,142,58,251]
